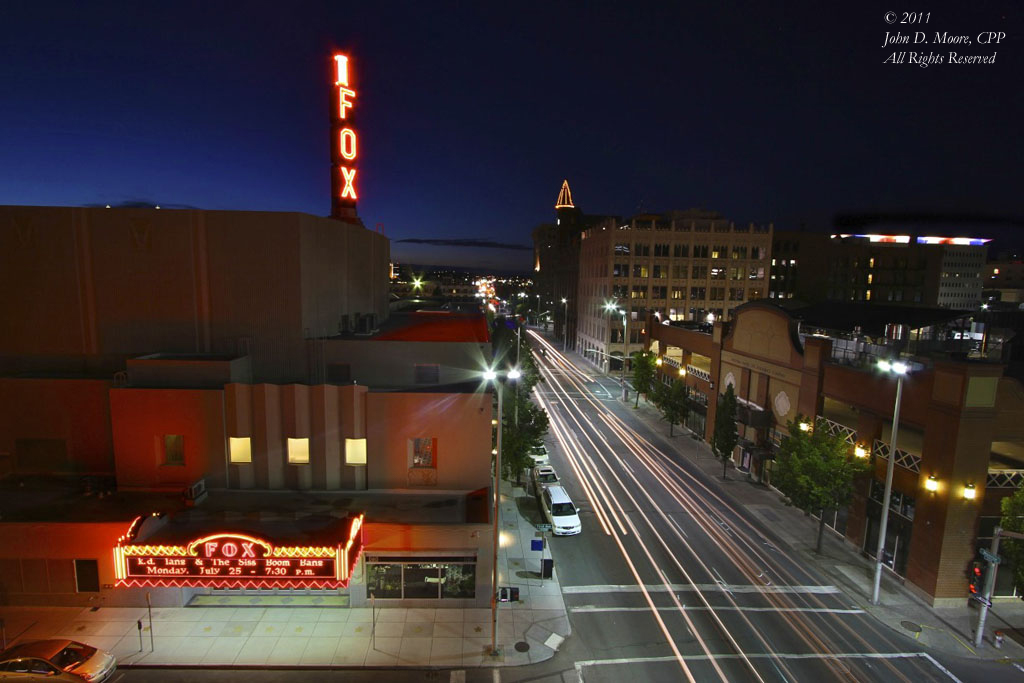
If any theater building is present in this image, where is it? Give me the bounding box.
[0,205,496,608]
[646,300,1024,605]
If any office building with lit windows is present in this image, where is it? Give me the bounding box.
[575,210,772,373]
[770,231,989,310]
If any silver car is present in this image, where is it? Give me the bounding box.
[0,640,116,682]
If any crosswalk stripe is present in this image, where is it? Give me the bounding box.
[570,605,865,614]
[574,652,961,682]
[563,583,842,595]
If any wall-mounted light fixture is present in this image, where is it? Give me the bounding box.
[925,474,939,493]
[963,483,977,500]
[678,367,686,377]
[656,357,663,366]
[854,444,868,458]
[799,421,812,432]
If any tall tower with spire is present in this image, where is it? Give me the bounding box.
[532,179,592,350]
[555,179,574,210]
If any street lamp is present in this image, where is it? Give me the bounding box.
[871,358,909,605]
[482,367,520,657]
[561,298,569,353]
[604,301,628,391]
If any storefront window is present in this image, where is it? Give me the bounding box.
[366,557,476,599]
[403,564,442,599]
[367,563,402,598]
[442,564,476,598]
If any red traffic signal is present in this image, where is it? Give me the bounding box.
[967,561,983,595]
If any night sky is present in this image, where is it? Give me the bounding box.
[1,1,1021,270]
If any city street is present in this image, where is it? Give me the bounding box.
[519,330,989,683]
[105,332,1022,683]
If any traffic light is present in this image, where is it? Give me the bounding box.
[967,561,984,595]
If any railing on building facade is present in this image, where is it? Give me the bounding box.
[872,438,922,474]
[987,470,1024,489]
[686,365,711,382]
[817,416,857,445]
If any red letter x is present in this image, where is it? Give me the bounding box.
[340,167,357,200]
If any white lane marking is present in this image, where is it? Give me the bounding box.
[570,605,866,614]
[919,653,963,682]
[563,583,842,594]
[711,567,732,595]
[449,671,466,683]
[669,515,689,539]
[491,667,500,683]
[575,652,961,681]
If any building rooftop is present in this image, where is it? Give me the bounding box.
[329,311,490,344]
[0,477,480,527]
[783,301,969,337]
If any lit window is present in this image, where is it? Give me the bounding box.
[288,437,310,464]
[163,435,184,466]
[345,438,367,465]
[229,437,252,463]
[410,437,437,468]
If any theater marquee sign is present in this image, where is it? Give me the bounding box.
[113,515,364,589]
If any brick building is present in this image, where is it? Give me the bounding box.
[646,300,1024,605]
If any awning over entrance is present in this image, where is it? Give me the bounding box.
[113,512,364,590]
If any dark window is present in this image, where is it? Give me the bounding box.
[163,435,184,466]
[414,364,440,384]
[673,244,689,258]
[327,363,351,384]
[74,559,100,593]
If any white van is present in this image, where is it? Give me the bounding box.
[541,485,581,536]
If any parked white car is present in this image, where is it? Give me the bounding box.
[528,444,550,466]
[531,465,559,494]
[541,485,582,536]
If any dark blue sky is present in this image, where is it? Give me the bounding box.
[1,1,1021,269]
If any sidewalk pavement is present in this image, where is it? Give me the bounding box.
[0,479,570,669]
[621,379,1024,663]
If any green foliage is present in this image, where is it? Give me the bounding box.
[654,379,691,436]
[630,351,657,408]
[1000,488,1024,595]
[710,384,739,478]
[500,390,550,481]
[773,415,871,552]
[488,317,550,482]
[489,318,542,393]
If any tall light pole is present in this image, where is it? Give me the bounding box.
[872,358,909,605]
[514,326,521,426]
[536,294,541,326]
[561,298,569,352]
[483,367,520,657]
[604,301,628,395]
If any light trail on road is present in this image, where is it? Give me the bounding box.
[526,329,933,682]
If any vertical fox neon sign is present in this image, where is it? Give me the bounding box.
[331,53,358,217]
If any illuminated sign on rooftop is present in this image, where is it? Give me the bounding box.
[331,53,358,217]
[830,234,991,246]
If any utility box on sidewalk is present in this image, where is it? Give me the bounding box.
[542,558,554,579]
